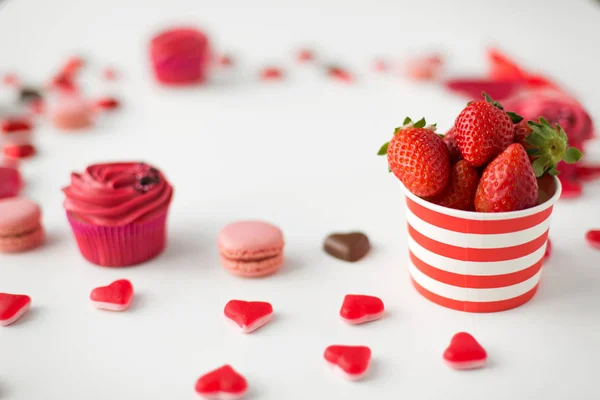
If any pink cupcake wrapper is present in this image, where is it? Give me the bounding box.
[67,211,168,267]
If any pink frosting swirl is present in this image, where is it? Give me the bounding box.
[63,162,173,226]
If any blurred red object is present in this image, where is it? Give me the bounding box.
[0,166,21,199]
[260,67,284,80]
[2,73,19,87]
[327,66,353,83]
[103,68,118,80]
[444,79,522,101]
[217,55,234,67]
[404,54,443,81]
[95,97,120,111]
[297,49,315,62]
[3,144,36,159]
[373,59,389,72]
[1,118,32,133]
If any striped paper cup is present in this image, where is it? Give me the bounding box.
[403,176,561,313]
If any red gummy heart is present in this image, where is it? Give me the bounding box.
[195,365,248,400]
[224,300,273,333]
[443,332,487,370]
[324,345,371,380]
[339,294,384,325]
[90,279,134,311]
[586,230,600,250]
[0,293,31,326]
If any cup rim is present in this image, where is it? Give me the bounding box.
[401,175,562,220]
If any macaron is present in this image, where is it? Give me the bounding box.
[51,95,93,130]
[0,166,22,199]
[218,220,284,278]
[0,197,44,253]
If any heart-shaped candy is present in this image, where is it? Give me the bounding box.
[324,345,371,380]
[0,293,31,326]
[224,300,273,333]
[323,232,371,262]
[90,279,134,311]
[586,230,600,250]
[443,332,487,370]
[195,365,248,400]
[340,294,384,325]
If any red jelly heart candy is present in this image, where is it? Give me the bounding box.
[90,279,134,311]
[339,294,384,325]
[324,345,371,380]
[224,300,273,333]
[586,230,600,250]
[0,293,31,326]
[260,67,283,80]
[195,365,248,400]
[3,144,36,159]
[443,332,487,370]
[95,97,120,111]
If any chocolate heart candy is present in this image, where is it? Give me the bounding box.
[323,232,370,262]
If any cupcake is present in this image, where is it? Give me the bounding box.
[149,27,211,85]
[63,162,174,267]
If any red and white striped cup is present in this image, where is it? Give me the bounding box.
[402,176,561,313]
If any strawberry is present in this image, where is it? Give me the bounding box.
[524,117,582,177]
[429,160,479,211]
[378,117,450,197]
[443,127,461,163]
[475,143,538,212]
[454,92,522,167]
[514,119,531,146]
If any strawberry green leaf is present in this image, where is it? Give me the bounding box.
[482,92,504,109]
[532,155,551,177]
[548,165,559,176]
[526,148,542,156]
[506,111,523,124]
[403,117,412,125]
[393,127,401,135]
[525,132,547,147]
[437,133,445,139]
[377,142,389,156]
[563,147,583,164]
[413,118,426,128]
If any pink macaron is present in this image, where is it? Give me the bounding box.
[51,95,93,130]
[218,220,284,278]
[0,197,44,253]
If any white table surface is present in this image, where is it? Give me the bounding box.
[1,0,600,399]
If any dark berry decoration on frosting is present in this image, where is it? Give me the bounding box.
[134,163,161,193]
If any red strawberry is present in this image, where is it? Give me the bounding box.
[514,119,531,146]
[429,160,479,211]
[454,93,519,167]
[475,143,538,212]
[443,127,461,162]
[378,117,450,197]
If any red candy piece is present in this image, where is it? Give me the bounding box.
[297,49,315,62]
[50,72,78,93]
[444,78,522,101]
[3,145,36,159]
[0,293,31,326]
[224,300,273,333]
[217,55,234,67]
[487,48,528,81]
[103,68,117,80]
[260,67,283,80]
[61,56,85,76]
[0,166,22,199]
[339,294,384,325]
[558,177,583,199]
[327,66,353,83]
[195,365,248,400]
[373,59,389,72]
[1,119,33,133]
[586,230,600,250]
[95,97,120,111]
[90,279,134,311]
[544,239,552,262]
[324,345,371,380]
[2,73,19,86]
[443,332,487,370]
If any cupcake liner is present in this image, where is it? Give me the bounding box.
[401,176,561,313]
[67,211,168,267]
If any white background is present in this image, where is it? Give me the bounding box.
[1,0,600,399]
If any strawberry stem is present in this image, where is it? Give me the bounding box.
[481,92,523,123]
[526,117,583,177]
